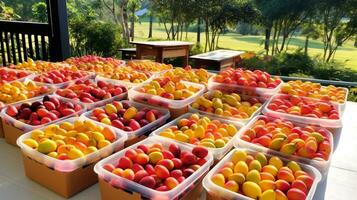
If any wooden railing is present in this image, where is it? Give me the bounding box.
[0,0,70,67]
[0,20,50,66]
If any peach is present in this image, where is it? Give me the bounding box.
[169,143,181,156]
[165,177,179,189]
[228,173,245,184]
[246,170,261,184]
[211,173,225,187]
[296,175,313,189]
[37,140,57,154]
[122,169,135,180]
[117,156,133,169]
[260,189,276,200]
[181,152,197,165]
[162,150,175,159]
[291,180,308,194]
[249,160,262,171]
[182,168,195,178]
[260,172,275,181]
[155,165,170,179]
[67,148,85,159]
[242,181,262,199]
[219,167,233,179]
[234,161,249,175]
[269,156,283,169]
[112,168,124,176]
[103,163,115,172]
[139,176,156,189]
[275,179,291,192]
[259,180,276,192]
[157,159,174,171]
[136,153,150,165]
[275,189,288,200]
[287,161,302,173]
[255,152,267,166]
[287,188,307,200]
[132,163,145,173]
[102,127,116,142]
[262,165,278,177]
[125,149,138,162]
[149,151,164,164]
[170,169,183,179]
[171,158,182,169]
[134,170,149,182]
[192,146,208,158]
[224,180,239,193]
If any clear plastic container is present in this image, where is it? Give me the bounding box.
[95,75,153,89]
[151,112,244,160]
[262,94,342,128]
[203,148,322,200]
[94,136,214,200]
[81,100,170,140]
[55,77,128,110]
[17,116,128,172]
[33,70,95,89]
[234,115,333,175]
[126,59,173,74]
[0,95,86,132]
[207,75,283,97]
[0,68,35,83]
[128,80,206,109]
[189,91,268,124]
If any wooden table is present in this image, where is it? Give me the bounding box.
[130,41,193,66]
[190,49,245,70]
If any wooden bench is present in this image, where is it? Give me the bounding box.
[120,48,136,60]
[190,49,245,71]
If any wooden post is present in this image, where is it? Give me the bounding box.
[46,0,70,61]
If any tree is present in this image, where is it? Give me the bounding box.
[3,0,36,20]
[300,20,320,55]
[128,0,141,41]
[314,0,357,62]
[0,0,19,20]
[255,0,317,55]
[31,2,47,22]
[198,0,258,51]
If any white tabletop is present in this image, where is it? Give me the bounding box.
[1,102,357,199]
[190,49,245,61]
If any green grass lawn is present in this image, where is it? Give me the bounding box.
[134,22,357,70]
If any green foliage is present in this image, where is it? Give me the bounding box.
[70,20,123,57]
[241,51,357,82]
[348,88,357,102]
[0,1,19,20]
[31,2,47,22]
[236,23,261,35]
[190,43,204,56]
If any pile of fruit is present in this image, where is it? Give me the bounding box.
[267,94,339,119]
[22,119,118,160]
[212,68,282,89]
[100,66,150,84]
[211,149,315,199]
[56,80,127,104]
[241,116,331,161]
[102,142,209,191]
[0,68,30,83]
[127,60,172,73]
[88,101,163,132]
[6,95,83,126]
[158,113,238,149]
[137,77,200,100]
[191,90,262,119]
[0,80,51,107]
[33,69,90,84]
[9,59,71,73]
[159,66,211,84]
[280,80,347,104]
[64,55,125,73]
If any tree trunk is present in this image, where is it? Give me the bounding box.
[197,18,201,43]
[304,36,309,55]
[271,22,277,55]
[264,27,271,55]
[148,14,153,38]
[130,10,135,41]
[354,36,357,47]
[204,19,209,52]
